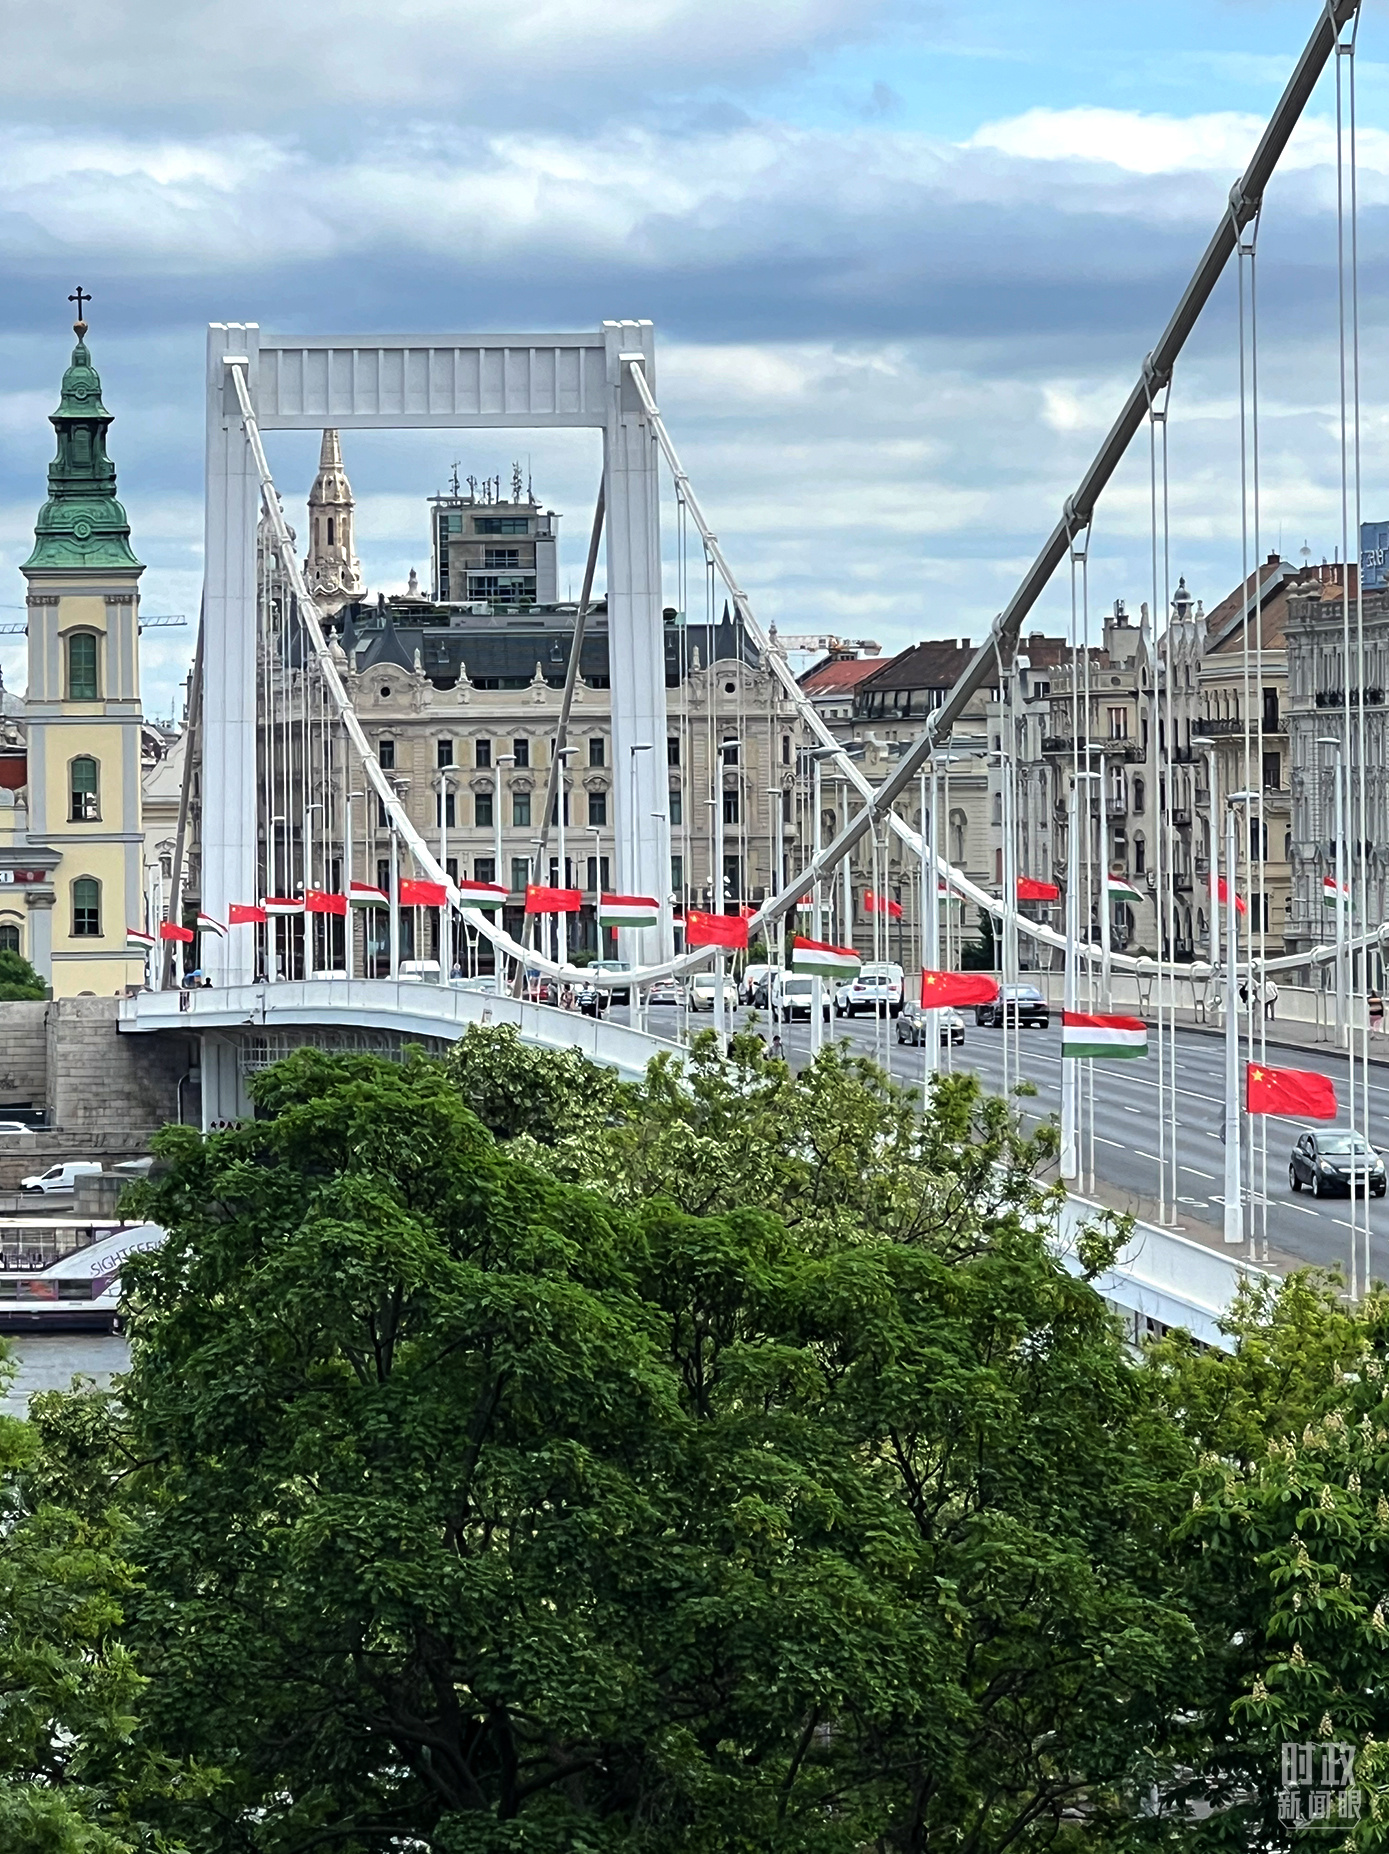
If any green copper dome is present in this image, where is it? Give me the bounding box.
[23,329,142,572]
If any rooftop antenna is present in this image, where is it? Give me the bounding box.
[511,460,523,501]
[466,474,478,500]
[449,460,461,497]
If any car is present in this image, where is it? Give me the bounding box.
[21,1162,104,1195]
[0,1122,32,1136]
[771,974,831,1022]
[690,972,739,1012]
[1289,1129,1387,1198]
[589,960,632,1004]
[974,984,1050,1029]
[451,975,498,993]
[739,963,770,1006]
[896,1003,965,1046]
[834,963,906,1018]
[645,978,685,1007]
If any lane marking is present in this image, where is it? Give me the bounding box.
[1181,1166,1216,1180]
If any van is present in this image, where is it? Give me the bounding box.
[771,973,831,1022]
[21,1162,104,1196]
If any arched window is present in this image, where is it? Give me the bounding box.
[949,808,967,866]
[327,516,335,545]
[69,755,99,821]
[0,923,19,953]
[66,633,99,701]
[72,877,100,938]
[1132,775,1145,813]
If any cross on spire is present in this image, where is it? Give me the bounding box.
[68,286,90,335]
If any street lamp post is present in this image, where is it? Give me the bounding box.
[553,747,575,968]
[1318,737,1348,1046]
[1223,793,1256,1248]
[436,770,455,981]
[493,753,514,995]
[629,743,654,1002]
[344,788,363,979]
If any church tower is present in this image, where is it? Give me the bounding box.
[21,302,146,995]
[303,429,364,614]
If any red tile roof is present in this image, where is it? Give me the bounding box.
[799,655,884,694]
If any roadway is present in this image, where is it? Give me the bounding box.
[619,999,1389,1284]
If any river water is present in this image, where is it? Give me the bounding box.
[2,1333,131,1414]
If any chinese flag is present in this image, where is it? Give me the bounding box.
[1017,877,1060,902]
[864,890,904,918]
[1213,875,1249,917]
[685,908,749,950]
[158,922,195,943]
[304,888,348,917]
[920,969,1001,1008]
[1246,1063,1337,1119]
[400,879,448,908]
[228,903,267,925]
[524,884,582,914]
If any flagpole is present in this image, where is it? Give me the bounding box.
[388,830,400,981]
[1223,797,1248,1245]
[810,756,824,1059]
[1061,778,1080,1180]
[921,767,939,1087]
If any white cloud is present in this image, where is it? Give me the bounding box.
[967,105,1389,179]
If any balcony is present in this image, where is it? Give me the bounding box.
[1042,735,1144,762]
[1316,688,1385,708]
[1106,800,1127,819]
[1192,718,1245,737]
[1194,787,1210,807]
[1170,808,1191,827]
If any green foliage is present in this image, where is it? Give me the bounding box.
[0,947,47,1000]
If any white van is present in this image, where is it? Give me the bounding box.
[771,973,831,1022]
[21,1162,104,1196]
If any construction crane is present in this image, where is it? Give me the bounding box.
[768,631,881,657]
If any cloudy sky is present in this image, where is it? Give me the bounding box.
[0,0,1386,717]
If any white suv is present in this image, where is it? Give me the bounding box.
[835,963,905,1018]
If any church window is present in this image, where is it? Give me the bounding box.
[72,878,100,938]
[0,924,19,953]
[69,756,99,822]
[328,517,335,545]
[67,633,99,701]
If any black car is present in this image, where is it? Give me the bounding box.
[974,984,1050,1029]
[1289,1129,1387,1198]
[896,1003,964,1046]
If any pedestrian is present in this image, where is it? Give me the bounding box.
[770,1033,785,1064]
[1264,978,1278,1021]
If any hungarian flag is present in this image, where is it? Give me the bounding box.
[524,884,581,914]
[159,921,195,944]
[1246,1062,1337,1119]
[262,897,304,916]
[1061,1011,1147,1060]
[196,911,227,938]
[1017,877,1060,902]
[305,888,348,917]
[600,893,660,928]
[920,969,999,1008]
[1106,876,1143,903]
[228,903,267,925]
[791,936,860,980]
[864,890,903,918]
[1323,874,1353,910]
[456,879,507,911]
[1212,875,1248,916]
[349,881,388,906]
[400,879,448,908]
[685,908,748,951]
[127,926,156,951]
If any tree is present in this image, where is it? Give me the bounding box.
[64,1036,1198,1852]
[0,948,46,1001]
[0,1352,202,1854]
[958,907,996,972]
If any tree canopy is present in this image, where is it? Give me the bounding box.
[6,1026,1388,1850]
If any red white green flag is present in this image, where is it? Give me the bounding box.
[790,936,860,980]
[599,892,660,928]
[1061,1011,1147,1060]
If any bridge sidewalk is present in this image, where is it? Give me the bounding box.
[1152,1007,1389,1069]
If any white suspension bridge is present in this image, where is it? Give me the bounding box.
[120,0,1388,1299]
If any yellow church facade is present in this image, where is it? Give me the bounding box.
[0,309,149,996]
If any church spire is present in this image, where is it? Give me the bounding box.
[304,427,364,615]
[24,297,141,571]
